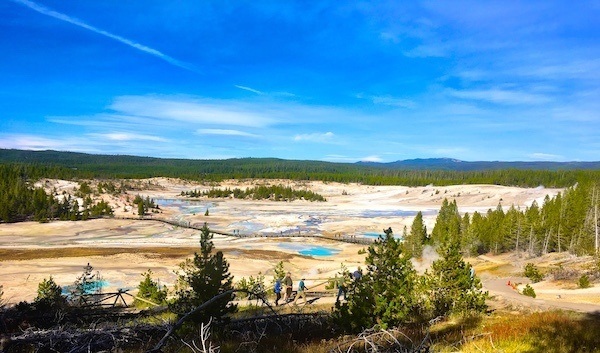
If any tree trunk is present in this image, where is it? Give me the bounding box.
[515,217,521,253]
[543,229,551,254]
[528,226,534,256]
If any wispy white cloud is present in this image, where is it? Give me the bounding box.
[0,134,103,153]
[197,129,258,138]
[528,152,564,161]
[511,59,600,81]
[356,93,416,108]
[234,85,264,95]
[322,154,355,163]
[360,155,383,162]
[109,96,276,127]
[294,132,335,143]
[0,134,66,150]
[446,88,550,105]
[403,43,448,58]
[89,132,168,142]
[10,0,199,73]
[372,95,416,108]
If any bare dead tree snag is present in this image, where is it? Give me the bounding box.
[148,288,274,353]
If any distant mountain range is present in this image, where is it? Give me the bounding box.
[356,157,600,171]
[1,149,599,172]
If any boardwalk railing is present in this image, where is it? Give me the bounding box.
[109,216,376,245]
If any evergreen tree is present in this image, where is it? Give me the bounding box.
[431,199,461,246]
[428,240,487,317]
[171,223,236,323]
[335,228,425,331]
[404,211,427,258]
[135,270,168,307]
[460,213,477,256]
[138,202,145,217]
[35,276,66,308]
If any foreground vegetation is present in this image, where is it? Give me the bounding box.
[1,222,488,352]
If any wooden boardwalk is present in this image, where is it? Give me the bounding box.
[111,216,375,245]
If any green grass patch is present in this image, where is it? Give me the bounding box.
[433,311,600,353]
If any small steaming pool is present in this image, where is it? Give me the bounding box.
[278,243,340,257]
[155,199,215,215]
[62,280,110,296]
[361,232,403,240]
[359,209,438,218]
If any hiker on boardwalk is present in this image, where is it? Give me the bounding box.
[274,278,282,306]
[294,278,308,305]
[283,272,293,302]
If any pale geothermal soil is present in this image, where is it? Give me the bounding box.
[0,178,566,304]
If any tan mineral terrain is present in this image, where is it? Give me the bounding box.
[3,178,589,309]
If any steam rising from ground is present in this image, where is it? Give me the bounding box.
[411,245,439,274]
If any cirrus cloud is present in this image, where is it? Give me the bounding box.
[294,132,335,143]
[196,129,258,138]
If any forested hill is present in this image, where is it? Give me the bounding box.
[358,158,600,171]
[1,148,599,187]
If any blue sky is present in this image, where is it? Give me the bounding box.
[1,1,599,162]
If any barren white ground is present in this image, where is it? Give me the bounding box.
[3,178,592,310]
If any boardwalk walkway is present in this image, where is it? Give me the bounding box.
[112,216,375,245]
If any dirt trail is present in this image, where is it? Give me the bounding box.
[483,277,600,313]
[476,253,600,314]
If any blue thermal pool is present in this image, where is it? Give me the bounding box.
[62,280,109,296]
[278,243,340,257]
[361,232,403,240]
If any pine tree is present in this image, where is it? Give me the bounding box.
[335,228,425,331]
[428,239,487,317]
[135,270,168,307]
[35,276,66,309]
[404,211,427,258]
[171,223,236,323]
[431,199,461,246]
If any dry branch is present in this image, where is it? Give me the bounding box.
[147,288,273,353]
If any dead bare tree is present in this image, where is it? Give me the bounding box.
[147,288,274,353]
[330,317,441,353]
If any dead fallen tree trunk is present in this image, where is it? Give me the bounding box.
[3,324,168,353]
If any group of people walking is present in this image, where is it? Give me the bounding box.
[273,272,309,306]
[272,268,362,306]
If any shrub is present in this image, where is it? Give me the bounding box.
[135,270,168,307]
[524,263,544,283]
[522,284,536,298]
[35,277,67,309]
[236,273,266,299]
[578,275,591,289]
[0,284,4,307]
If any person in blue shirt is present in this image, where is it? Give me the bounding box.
[293,278,308,305]
[274,278,282,306]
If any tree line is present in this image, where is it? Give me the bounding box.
[401,180,600,257]
[2,149,600,187]
[0,164,113,223]
[181,185,326,202]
